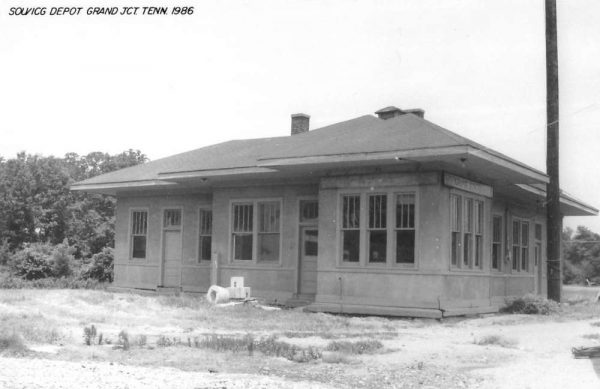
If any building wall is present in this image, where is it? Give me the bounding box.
[114,192,212,290]
[113,171,547,316]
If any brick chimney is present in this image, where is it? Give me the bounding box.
[375,106,425,120]
[291,113,310,135]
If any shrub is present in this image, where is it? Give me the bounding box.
[81,247,113,282]
[325,339,383,354]
[0,275,102,289]
[474,334,517,348]
[51,240,75,277]
[0,238,11,266]
[9,243,54,280]
[117,330,130,351]
[136,334,147,347]
[501,294,559,315]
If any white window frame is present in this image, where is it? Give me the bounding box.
[450,191,486,271]
[129,208,149,260]
[337,189,418,268]
[229,198,283,264]
[197,207,213,263]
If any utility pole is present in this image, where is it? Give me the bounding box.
[545,0,562,302]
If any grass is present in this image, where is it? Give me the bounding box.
[474,334,518,348]
[324,340,383,354]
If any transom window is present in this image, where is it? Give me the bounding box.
[131,210,148,259]
[231,200,281,262]
[340,192,416,266]
[163,209,182,228]
[198,209,212,262]
[450,194,484,270]
[300,200,319,223]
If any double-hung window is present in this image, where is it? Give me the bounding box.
[368,194,387,263]
[198,209,212,262]
[342,195,361,262]
[511,219,529,272]
[231,200,281,262]
[395,193,415,264]
[131,210,148,259]
[450,194,484,269]
[491,215,503,270]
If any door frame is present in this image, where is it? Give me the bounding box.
[159,206,184,287]
[298,225,319,296]
[296,197,319,295]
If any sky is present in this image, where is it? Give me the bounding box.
[1,0,599,231]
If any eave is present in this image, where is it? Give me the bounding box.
[516,184,598,216]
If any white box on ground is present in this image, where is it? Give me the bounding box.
[230,277,244,288]
[227,286,251,299]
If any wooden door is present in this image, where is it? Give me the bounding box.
[162,230,182,287]
[299,227,318,295]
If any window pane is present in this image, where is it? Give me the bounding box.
[368,231,387,263]
[132,211,147,235]
[259,202,280,233]
[465,199,473,233]
[492,243,500,269]
[396,230,415,264]
[476,201,484,234]
[342,195,360,229]
[452,232,460,266]
[396,194,415,229]
[450,195,461,231]
[512,246,519,270]
[233,204,253,233]
[463,234,472,266]
[300,200,319,222]
[132,236,146,259]
[369,195,387,229]
[342,230,360,262]
[234,234,253,260]
[535,223,542,241]
[258,233,280,261]
[475,235,482,267]
[512,221,520,244]
[521,247,528,271]
[199,210,212,235]
[304,230,318,256]
[199,236,211,261]
[521,223,529,246]
[164,209,181,227]
[492,216,502,243]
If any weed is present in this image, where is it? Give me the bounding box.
[98,333,103,345]
[325,340,383,354]
[83,325,97,346]
[591,321,600,327]
[322,351,351,364]
[117,330,130,351]
[501,294,559,315]
[474,334,517,348]
[136,334,147,347]
[582,333,600,340]
[0,332,28,356]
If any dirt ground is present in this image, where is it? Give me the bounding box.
[1,287,600,388]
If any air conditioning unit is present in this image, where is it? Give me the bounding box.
[228,277,251,299]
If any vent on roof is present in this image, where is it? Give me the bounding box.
[291,113,310,135]
[375,106,425,120]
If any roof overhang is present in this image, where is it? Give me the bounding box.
[70,180,177,196]
[256,145,549,185]
[516,184,598,216]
